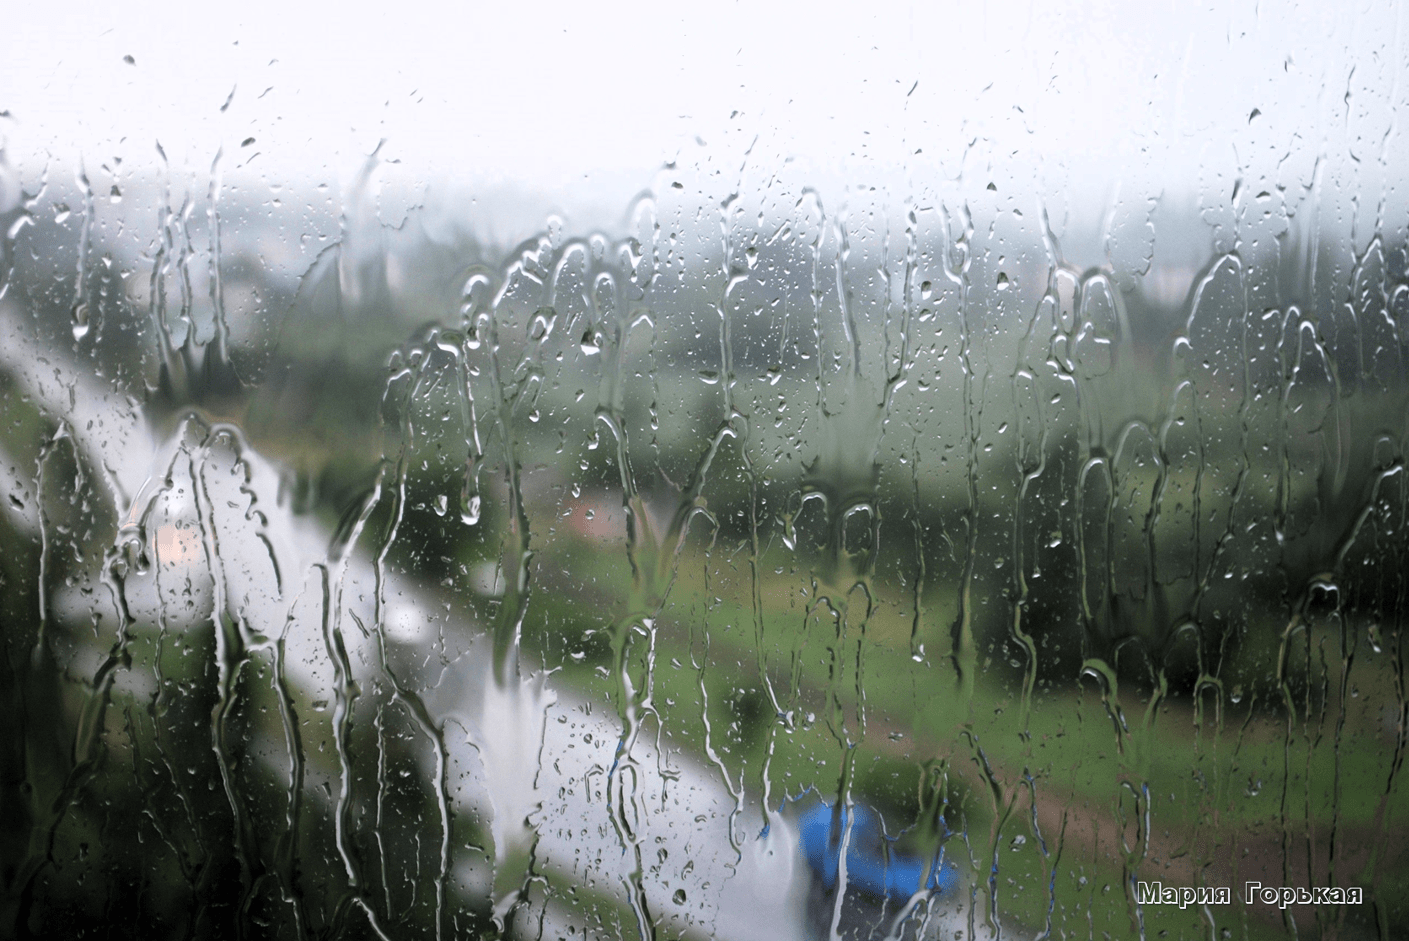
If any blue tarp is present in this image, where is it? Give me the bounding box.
[797,801,960,902]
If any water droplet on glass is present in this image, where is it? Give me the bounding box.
[71,302,90,340]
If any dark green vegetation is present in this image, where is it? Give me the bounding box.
[0,170,1406,941]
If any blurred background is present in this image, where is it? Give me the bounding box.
[1,1,1407,938]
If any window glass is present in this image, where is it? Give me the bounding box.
[1,3,1406,939]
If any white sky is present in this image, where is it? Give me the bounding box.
[1,0,1402,235]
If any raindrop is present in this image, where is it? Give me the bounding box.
[71,302,90,341]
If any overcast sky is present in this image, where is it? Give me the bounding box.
[2,0,1402,238]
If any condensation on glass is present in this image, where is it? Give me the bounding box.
[1,5,1407,941]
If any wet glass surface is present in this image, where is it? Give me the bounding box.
[1,3,1408,939]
